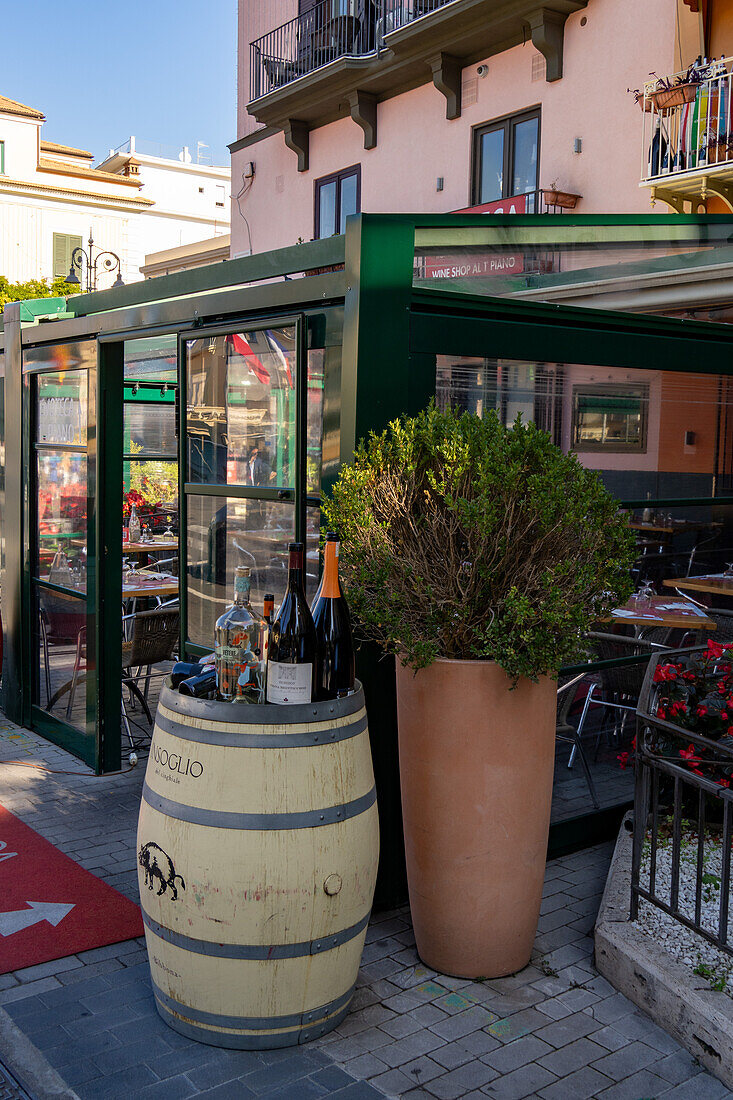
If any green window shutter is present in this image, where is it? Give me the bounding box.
[53,233,82,280]
[0,141,5,175]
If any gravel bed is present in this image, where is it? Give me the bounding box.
[635,830,733,995]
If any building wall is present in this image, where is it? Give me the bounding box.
[238,0,298,141]
[232,0,698,255]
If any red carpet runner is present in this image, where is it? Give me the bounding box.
[0,805,143,974]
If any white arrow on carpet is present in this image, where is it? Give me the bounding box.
[0,902,75,936]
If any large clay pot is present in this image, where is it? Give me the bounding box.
[396,658,556,978]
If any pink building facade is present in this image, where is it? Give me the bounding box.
[231,0,701,257]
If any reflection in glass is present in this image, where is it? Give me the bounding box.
[124,335,178,381]
[186,495,297,647]
[307,350,325,495]
[340,174,358,233]
[319,180,337,238]
[512,117,538,196]
[36,588,88,733]
[124,402,177,457]
[24,340,96,375]
[36,451,87,585]
[186,328,295,487]
[37,371,87,445]
[478,128,504,203]
[306,505,321,603]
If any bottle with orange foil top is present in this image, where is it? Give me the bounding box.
[312,532,355,700]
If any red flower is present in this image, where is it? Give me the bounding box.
[717,777,731,788]
[617,752,630,770]
[706,639,733,660]
[653,664,681,683]
[696,705,709,717]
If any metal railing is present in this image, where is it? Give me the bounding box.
[632,647,733,958]
[640,57,733,182]
[250,0,456,100]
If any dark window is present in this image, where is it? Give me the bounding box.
[472,109,540,206]
[314,165,361,238]
[572,384,649,453]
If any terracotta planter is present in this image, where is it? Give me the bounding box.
[648,83,698,112]
[541,189,581,209]
[396,658,556,978]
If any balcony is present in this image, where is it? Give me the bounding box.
[639,57,733,212]
[248,0,587,168]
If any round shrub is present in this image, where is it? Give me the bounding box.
[323,403,636,681]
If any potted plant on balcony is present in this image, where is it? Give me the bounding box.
[541,181,581,209]
[323,404,635,978]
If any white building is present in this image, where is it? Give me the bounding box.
[0,95,230,289]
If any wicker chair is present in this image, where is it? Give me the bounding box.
[120,607,179,749]
[702,607,733,644]
[580,632,658,759]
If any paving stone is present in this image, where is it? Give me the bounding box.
[429,1004,497,1041]
[653,1049,704,1085]
[534,996,575,1021]
[136,1076,199,1100]
[479,1061,558,1100]
[74,1062,159,1098]
[459,1031,501,1057]
[368,1067,416,1097]
[408,1004,451,1027]
[534,1009,602,1048]
[380,1013,425,1039]
[399,1055,445,1086]
[537,1066,613,1100]
[482,1034,554,1074]
[0,976,62,1003]
[430,1041,475,1070]
[589,1039,664,1081]
[589,1025,633,1053]
[611,1009,683,1054]
[309,1066,355,1091]
[662,1074,732,1099]
[586,991,637,1025]
[343,1053,389,1079]
[193,1084,255,1100]
[595,1068,677,1100]
[424,1059,497,1097]
[538,1035,607,1077]
[378,1030,447,1068]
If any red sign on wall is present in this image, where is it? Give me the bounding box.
[453,195,529,215]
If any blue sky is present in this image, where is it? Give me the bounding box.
[3,1,236,166]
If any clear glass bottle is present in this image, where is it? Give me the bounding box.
[215,566,268,702]
[128,503,141,544]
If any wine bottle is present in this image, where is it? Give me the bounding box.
[312,533,355,700]
[128,504,141,544]
[263,593,275,623]
[215,566,268,702]
[170,661,212,689]
[178,667,217,697]
[266,543,317,704]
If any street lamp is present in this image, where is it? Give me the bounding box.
[66,227,125,292]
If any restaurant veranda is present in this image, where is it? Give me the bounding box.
[2,212,733,881]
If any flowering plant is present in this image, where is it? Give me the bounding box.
[645,641,733,789]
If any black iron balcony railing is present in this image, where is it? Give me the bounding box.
[250,0,455,102]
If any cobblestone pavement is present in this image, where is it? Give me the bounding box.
[0,717,730,1099]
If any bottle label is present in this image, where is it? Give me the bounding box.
[216,644,241,662]
[266,662,312,704]
[234,575,250,598]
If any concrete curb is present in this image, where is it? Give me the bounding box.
[0,1005,79,1100]
[594,812,733,1089]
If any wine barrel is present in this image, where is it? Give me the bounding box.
[136,682,379,1049]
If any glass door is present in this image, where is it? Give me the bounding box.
[27,341,97,764]
[181,317,320,655]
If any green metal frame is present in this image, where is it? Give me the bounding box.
[4,215,733,778]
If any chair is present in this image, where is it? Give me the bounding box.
[556,674,600,809]
[701,607,733,643]
[39,596,86,720]
[579,631,658,760]
[121,607,180,749]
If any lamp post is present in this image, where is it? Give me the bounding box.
[65,228,125,293]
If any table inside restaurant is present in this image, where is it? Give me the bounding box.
[662,574,733,599]
[610,595,716,631]
[124,539,178,554]
[123,579,179,600]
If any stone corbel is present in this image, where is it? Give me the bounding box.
[348,90,378,150]
[283,120,309,172]
[702,178,733,212]
[524,8,569,82]
[428,53,462,120]
[649,185,685,213]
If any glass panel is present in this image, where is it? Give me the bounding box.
[306,504,321,603]
[307,349,325,496]
[124,335,178,381]
[339,173,358,233]
[478,128,504,203]
[124,401,177,457]
[512,116,538,196]
[186,328,296,487]
[186,495,296,647]
[23,340,96,375]
[36,588,87,732]
[36,451,87,589]
[37,371,87,445]
[413,221,733,302]
[319,180,337,238]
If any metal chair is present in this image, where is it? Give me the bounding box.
[120,607,180,749]
[556,674,600,809]
[579,632,658,760]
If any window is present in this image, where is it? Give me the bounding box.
[314,165,360,238]
[198,186,204,194]
[52,233,82,280]
[472,109,540,206]
[215,184,225,208]
[0,140,4,175]
[572,384,648,453]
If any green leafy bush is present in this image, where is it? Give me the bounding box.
[323,403,635,681]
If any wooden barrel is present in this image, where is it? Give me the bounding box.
[136,681,379,1049]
